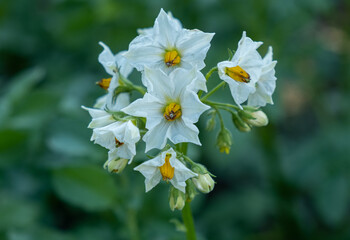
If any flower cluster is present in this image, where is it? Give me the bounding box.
[83,9,277,211]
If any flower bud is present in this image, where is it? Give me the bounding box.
[186,179,197,201]
[240,110,268,127]
[191,163,208,175]
[169,187,186,211]
[216,127,232,154]
[192,173,215,193]
[232,112,251,132]
[103,158,128,174]
[206,116,216,131]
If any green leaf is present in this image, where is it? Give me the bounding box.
[0,194,39,230]
[0,68,45,124]
[52,165,118,211]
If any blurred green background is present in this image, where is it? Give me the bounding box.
[1,0,350,239]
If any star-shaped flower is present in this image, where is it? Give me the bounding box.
[217,31,263,108]
[124,9,214,84]
[122,68,210,151]
[134,148,197,193]
[247,46,277,107]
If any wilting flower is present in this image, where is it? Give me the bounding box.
[247,46,277,107]
[122,68,210,151]
[97,42,133,111]
[217,31,263,108]
[91,120,140,162]
[134,148,197,193]
[125,9,214,80]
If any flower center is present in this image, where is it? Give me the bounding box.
[97,78,112,90]
[164,102,182,121]
[164,50,181,67]
[115,138,124,147]
[225,66,250,83]
[159,153,174,181]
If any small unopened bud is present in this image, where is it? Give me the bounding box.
[241,110,268,127]
[186,179,197,201]
[103,158,128,174]
[169,187,186,211]
[232,112,251,132]
[216,127,232,154]
[206,116,216,131]
[192,173,215,193]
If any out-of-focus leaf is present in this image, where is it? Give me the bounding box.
[47,132,95,157]
[313,176,349,226]
[52,165,118,211]
[0,68,45,125]
[0,193,39,230]
[8,226,75,240]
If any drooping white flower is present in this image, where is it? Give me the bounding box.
[134,148,197,193]
[98,42,133,111]
[247,46,277,107]
[81,106,115,129]
[91,120,140,163]
[217,31,263,108]
[124,9,214,82]
[122,68,210,152]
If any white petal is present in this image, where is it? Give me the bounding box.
[124,36,164,71]
[170,180,186,193]
[144,68,174,101]
[178,29,214,70]
[122,93,163,118]
[143,120,170,152]
[168,119,201,145]
[115,51,133,77]
[98,42,117,75]
[154,9,182,48]
[180,90,210,123]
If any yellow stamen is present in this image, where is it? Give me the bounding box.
[164,50,181,67]
[97,78,112,90]
[159,153,174,181]
[225,66,250,83]
[115,138,124,147]
[164,102,182,121]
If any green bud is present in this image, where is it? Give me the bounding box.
[192,173,215,193]
[216,127,232,154]
[191,163,208,175]
[232,112,251,132]
[169,187,186,211]
[186,179,197,201]
[206,116,216,131]
[241,110,268,127]
[103,158,128,174]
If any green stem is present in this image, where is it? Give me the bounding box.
[200,81,226,101]
[198,67,218,98]
[205,66,218,81]
[202,100,240,111]
[182,201,197,240]
[175,143,197,240]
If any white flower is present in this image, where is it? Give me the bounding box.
[217,31,263,108]
[122,68,210,152]
[91,120,140,163]
[134,148,197,193]
[81,106,115,129]
[247,46,277,107]
[124,9,214,81]
[98,42,133,111]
